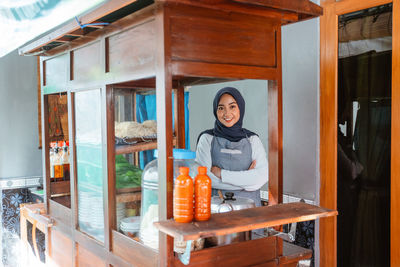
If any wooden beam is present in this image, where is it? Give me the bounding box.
[319,3,337,267]
[160,0,299,22]
[175,85,186,148]
[232,0,323,17]
[268,27,283,206]
[18,0,139,55]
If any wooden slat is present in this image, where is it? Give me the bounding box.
[163,0,299,22]
[267,28,283,206]
[112,230,158,267]
[172,61,278,80]
[18,0,139,55]
[173,236,278,267]
[175,86,186,148]
[333,0,391,15]
[392,1,400,266]
[49,198,72,228]
[37,57,42,149]
[155,202,337,241]
[115,141,157,155]
[77,243,107,267]
[56,36,74,43]
[280,241,312,265]
[42,94,50,211]
[106,85,117,248]
[47,228,73,267]
[232,0,323,16]
[50,180,70,195]
[116,192,141,203]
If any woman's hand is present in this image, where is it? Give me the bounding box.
[248,160,256,170]
[211,166,221,179]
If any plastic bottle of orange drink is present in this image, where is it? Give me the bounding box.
[173,167,193,223]
[194,166,211,221]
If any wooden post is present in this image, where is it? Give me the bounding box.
[268,27,283,206]
[156,5,174,266]
[175,85,186,148]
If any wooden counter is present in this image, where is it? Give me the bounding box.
[155,202,337,241]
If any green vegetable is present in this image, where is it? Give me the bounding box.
[115,155,142,189]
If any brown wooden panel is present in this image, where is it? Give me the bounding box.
[47,228,73,267]
[50,180,70,195]
[174,236,278,267]
[77,243,107,267]
[163,0,299,22]
[279,241,312,265]
[112,230,158,267]
[108,20,156,77]
[155,202,337,241]
[73,41,102,83]
[44,54,68,90]
[49,198,72,229]
[169,5,277,67]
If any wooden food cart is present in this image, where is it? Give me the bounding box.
[19,0,336,266]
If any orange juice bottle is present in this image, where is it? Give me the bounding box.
[194,166,211,221]
[173,167,193,223]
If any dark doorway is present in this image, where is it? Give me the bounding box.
[337,4,392,267]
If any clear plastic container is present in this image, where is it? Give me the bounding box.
[139,149,197,250]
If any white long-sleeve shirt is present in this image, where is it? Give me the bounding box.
[195,133,268,191]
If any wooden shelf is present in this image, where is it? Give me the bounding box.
[116,191,141,203]
[154,202,337,241]
[115,138,176,155]
[116,141,157,155]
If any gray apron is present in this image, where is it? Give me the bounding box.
[210,136,262,207]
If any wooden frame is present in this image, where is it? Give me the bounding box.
[319,0,399,266]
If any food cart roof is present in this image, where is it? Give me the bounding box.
[19,0,322,57]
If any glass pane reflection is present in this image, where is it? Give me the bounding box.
[75,89,104,242]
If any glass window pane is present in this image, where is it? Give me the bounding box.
[75,89,104,242]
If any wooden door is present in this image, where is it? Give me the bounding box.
[320,0,400,266]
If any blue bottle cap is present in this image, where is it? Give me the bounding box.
[154,149,196,159]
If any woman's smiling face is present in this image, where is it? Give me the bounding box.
[217,93,240,128]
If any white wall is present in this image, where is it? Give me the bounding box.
[0,50,42,178]
[189,80,269,189]
[281,17,320,201]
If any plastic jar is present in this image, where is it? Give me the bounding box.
[139,149,197,250]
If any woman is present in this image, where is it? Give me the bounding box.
[195,87,268,207]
